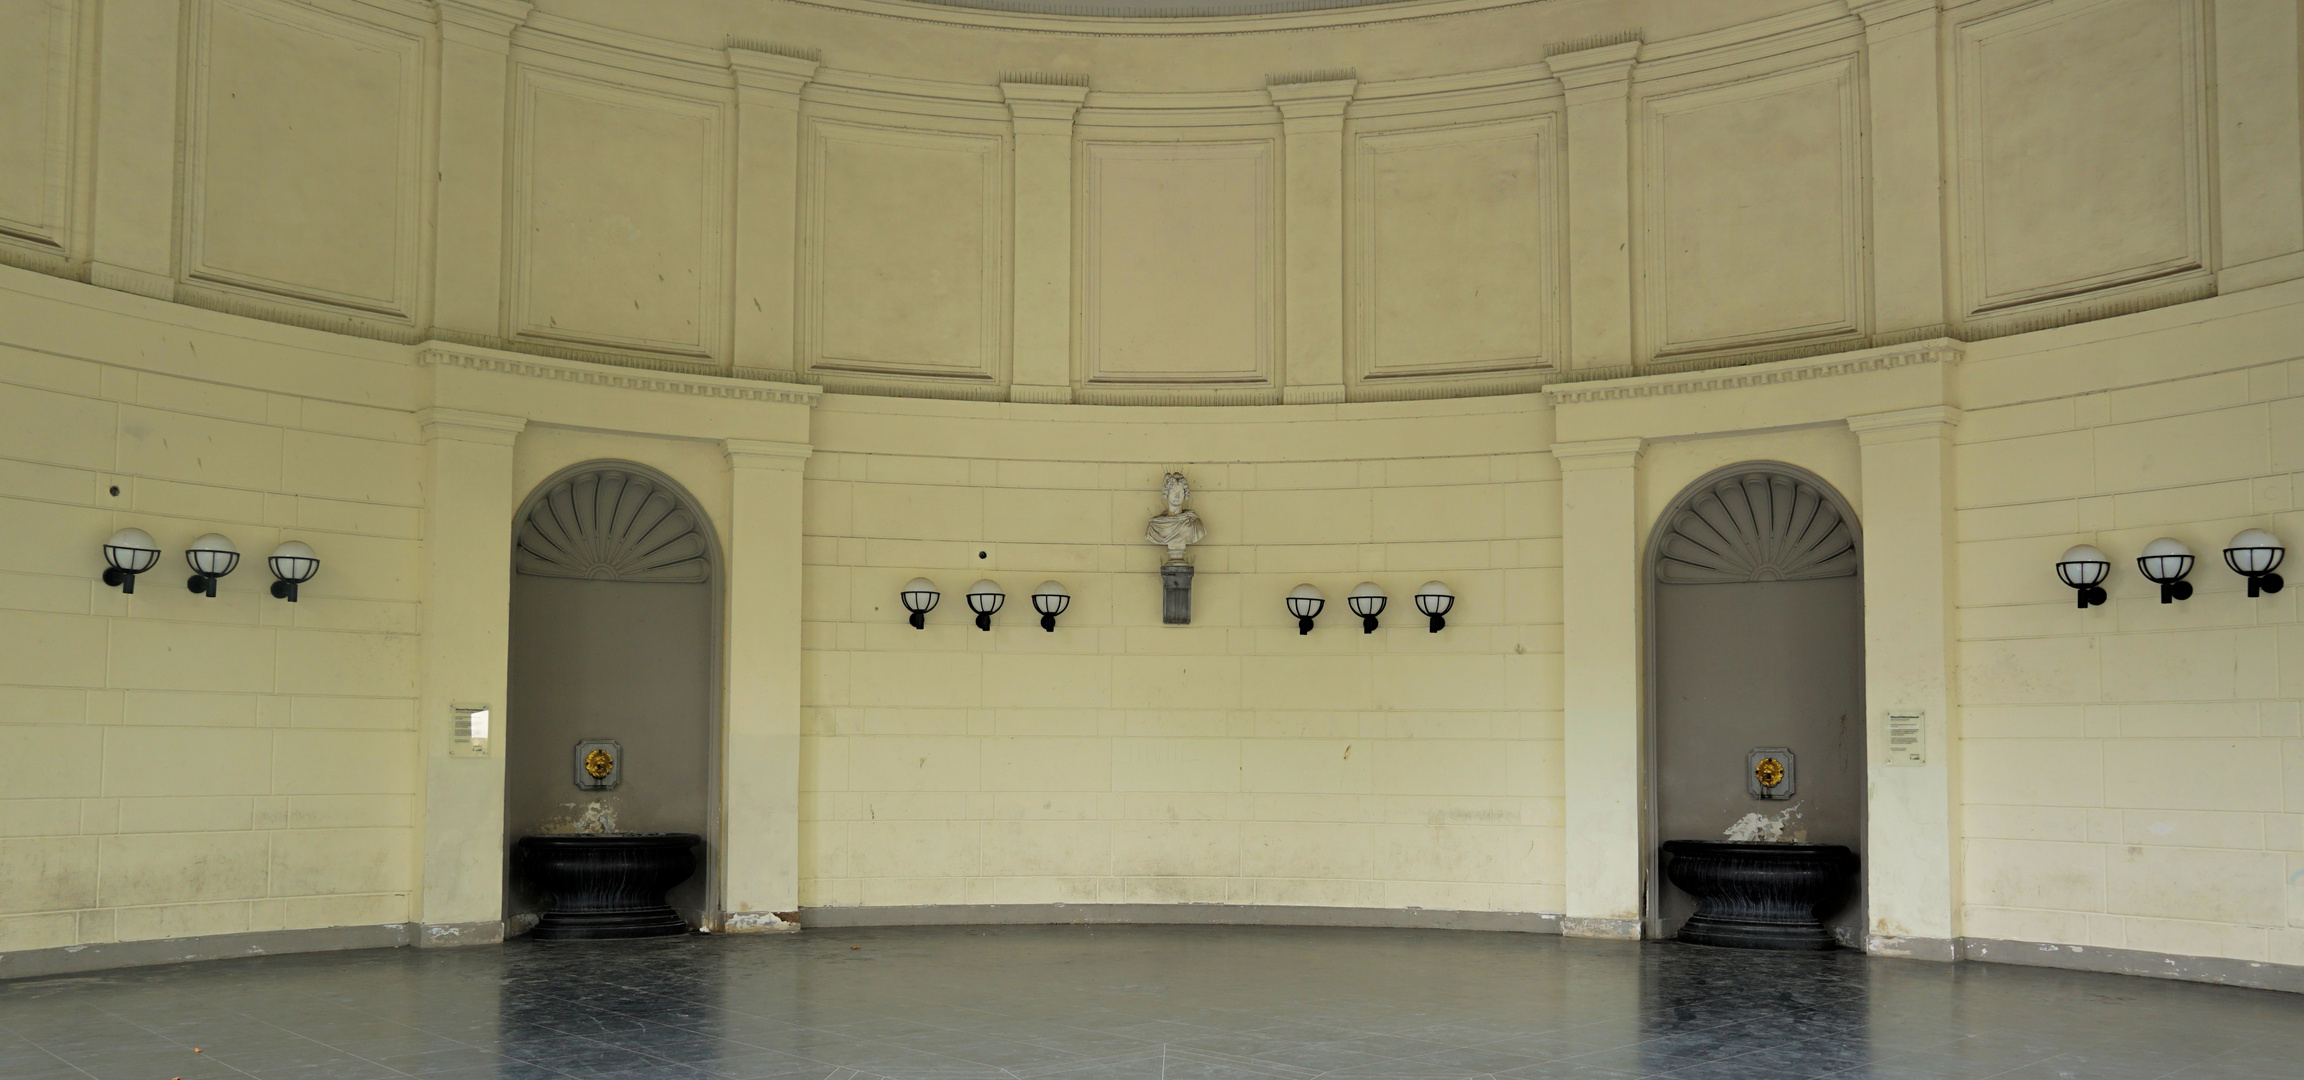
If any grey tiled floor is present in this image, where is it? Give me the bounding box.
[2,925,2300,1080]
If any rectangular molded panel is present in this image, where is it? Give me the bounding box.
[1955,0,2211,318]
[1638,54,1866,360]
[0,0,80,258]
[510,67,727,359]
[181,0,425,319]
[804,119,1005,383]
[1081,140,1275,387]
[1352,116,1559,382]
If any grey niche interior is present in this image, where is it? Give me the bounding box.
[1650,467,1866,944]
[505,466,718,930]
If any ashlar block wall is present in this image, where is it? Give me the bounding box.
[1955,287,2304,967]
[796,395,1567,913]
[0,283,423,954]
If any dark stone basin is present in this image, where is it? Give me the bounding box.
[515,833,701,940]
[1660,840,1857,951]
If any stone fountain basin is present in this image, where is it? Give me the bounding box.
[1660,839,1857,951]
[515,832,701,940]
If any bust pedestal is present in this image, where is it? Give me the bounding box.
[1162,564,1193,625]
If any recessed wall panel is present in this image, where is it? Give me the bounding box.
[1353,117,1558,382]
[1957,0,2210,317]
[1082,141,1274,387]
[512,69,726,359]
[0,0,79,256]
[804,120,1005,382]
[181,0,423,317]
[1639,57,1865,359]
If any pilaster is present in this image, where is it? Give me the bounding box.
[87,0,181,299]
[730,47,822,380]
[428,0,530,345]
[1547,41,1640,372]
[720,438,812,927]
[1002,80,1091,404]
[1849,404,1962,959]
[1553,436,1645,938]
[1267,77,1356,405]
[1852,0,1951,341]
[2212,0,2304,290]
[413,408,527,942]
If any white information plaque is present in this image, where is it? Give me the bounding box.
[1886,710,1926,765]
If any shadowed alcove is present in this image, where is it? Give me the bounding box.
[504,464,720,931]
[1649,465,1866,945]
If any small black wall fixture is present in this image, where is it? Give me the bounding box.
[2136,537,2194,604]
[1286,584,1324,634]
[268,541,320,602]
[1031,580,1069,631]
[1347,582,1387,634]
[101,528,161,594]
[965,579,1004,631]
[185,533,240,598]
[2054,544,2110,609]
[900,577,940,629]
[1414,580,1454,633]
[2225,529,2285,598]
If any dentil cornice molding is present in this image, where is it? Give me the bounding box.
[1542,340,1961,406]
[417,343,823,406]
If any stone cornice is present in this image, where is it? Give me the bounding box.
[727,44,821,97]
[418,407,528,446]
[1848,405,1963,441]
[1542,39,1641,93]
[1549,436,1645,470]
[724,438,815,471]
[417,343,823,406]
[1001,80,1092,133]
[1542,340,1961,406]
[1266,76,1359,120]
[436,0,531,44]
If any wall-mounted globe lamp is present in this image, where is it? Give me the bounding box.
[900,577,940,629]
[1286,584,1324,634]
[1348,582,1387,634]
[966,579,1005,631]
[267,541,320,602]
[2224,529,2285,597]
[1031,580,1070,631]
[2054,545,2110,609]
[1414,581,1455,633]
[101,528,162,594]
[184,533,240,598]
[2136,537,2194,604]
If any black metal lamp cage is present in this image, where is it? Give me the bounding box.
[1413,580,1454,633]
[1347,583,1387,634]
[965,580,1005,631]
[1031,581,1070,632]
[2135,537,2194,604]
[2223,529,2285,598]
[2054,544,2110,609]
[101,528,162,594]
[185,533,240,598]
[1286,585,1324,634]
[268,541,320,602]
[900,577,940,629]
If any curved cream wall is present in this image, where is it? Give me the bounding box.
[6,0,2296,401]
[0,0,2301,988]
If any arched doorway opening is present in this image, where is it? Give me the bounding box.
[1646,464,1866,945]
[504,464,721,931]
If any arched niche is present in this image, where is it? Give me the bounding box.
[504,463,721,930]
[1646,464,1866,945]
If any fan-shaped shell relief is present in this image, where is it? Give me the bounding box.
[1656,473,1857,584]
[516,470,711,583]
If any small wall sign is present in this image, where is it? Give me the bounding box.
[1886,711,1926,765]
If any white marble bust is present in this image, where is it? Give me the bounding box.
[1144,472,1206,566]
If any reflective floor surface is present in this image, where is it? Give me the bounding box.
[3,925,2300,1080]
